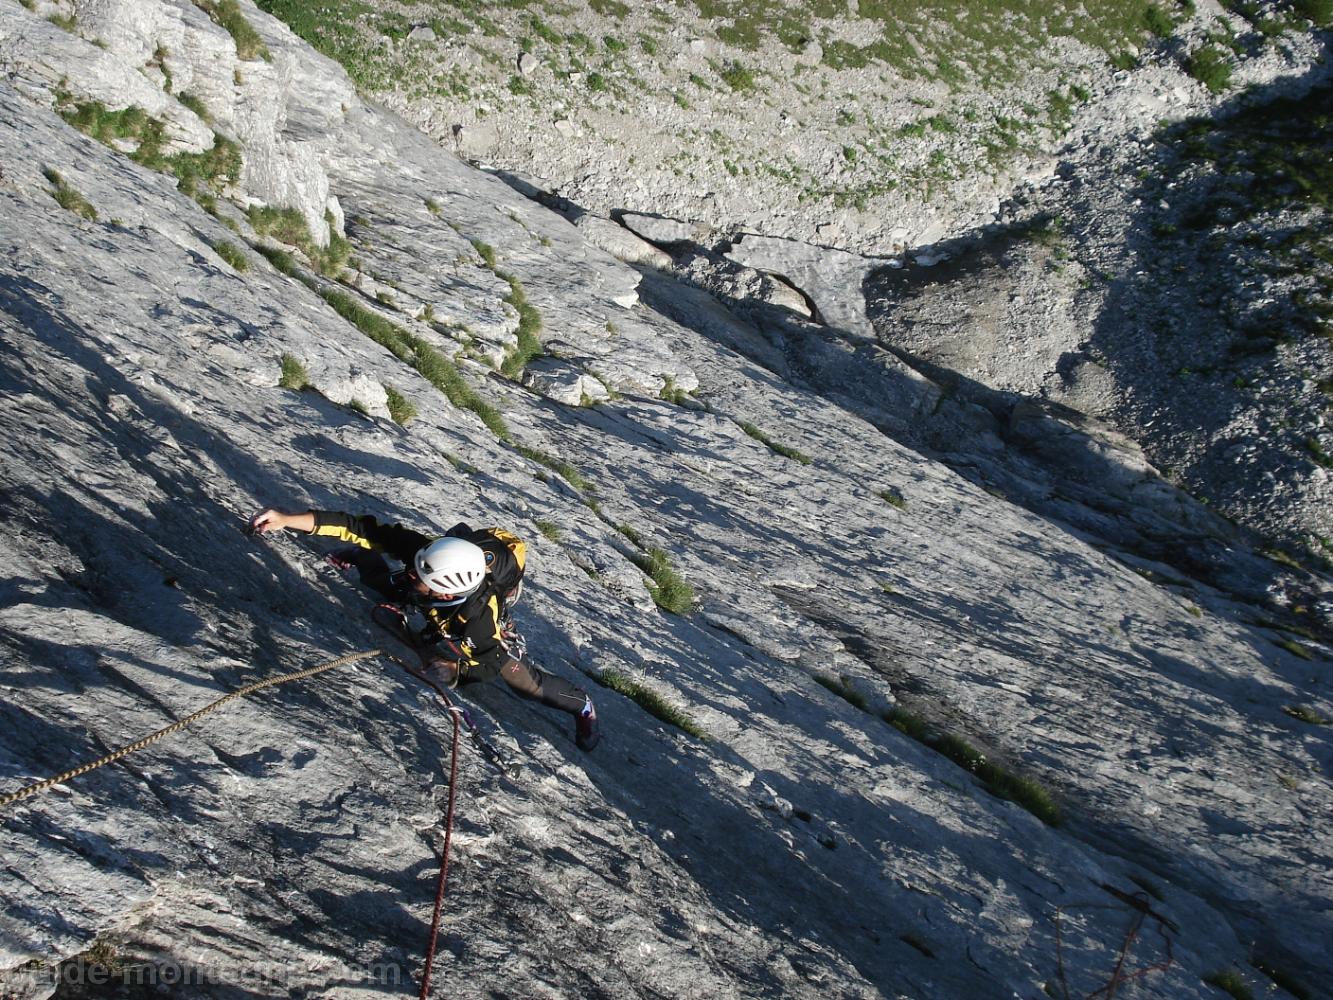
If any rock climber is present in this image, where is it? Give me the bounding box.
[247,506,600,751]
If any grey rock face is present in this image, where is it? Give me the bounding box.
[0,4,1330,1000]
[620,211,710,246]
[725,233,889,340]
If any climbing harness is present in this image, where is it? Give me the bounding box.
[1053,886,1176,1000]
[0,648,382,810]
[391,653,522,777]
[373,606,522,776]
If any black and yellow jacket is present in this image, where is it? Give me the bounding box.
[311,510,509,672]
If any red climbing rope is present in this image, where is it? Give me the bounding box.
[418,693,461,1000]
[1054,887,1175,1000]
[378,651,468,1000]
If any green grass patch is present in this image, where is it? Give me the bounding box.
[659,377,690,405]
[248,205,349,275]
[1306,438,1333,470]
[255,243,299,276]
[1294,0,1333,24]
[814,674,869,711]
[278,353,309,390]
[1202,969,1252,1000]
[598,668,706,737]
[1282,704,1329,724]
[500,276,543,377]
[1144,4,1176,37]
[1276,637,1315,660]
[878,489,906,509]
[634,547,694,615]
[515,445,589,492]
[177,93,211,121]
[1250,957,1312,1000]
[719,61,756,91]
[1110,49,1139,70]
[885,708,1062,825]
[192,0,270,61]
[535,519,562,541]
[739,421,812,464]
[42,168,97,221]
[384,384,416,425]
[57,97,241,213]
[212,240,249,271]
[316,287,511,439]
[1186,44,1232,93]
[587,71,607,92]
[254,0,389,89]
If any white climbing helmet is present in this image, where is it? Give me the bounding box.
[414,537,487,603]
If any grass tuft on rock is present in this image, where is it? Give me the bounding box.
[515,445,589,491]
[1143,4,1175,37]
[42,168,97,221]
[598,668,706,738]
[630,546,694,615]
[1293,0,1333,25]
[192,0,270,61]
[278,354,309,390]
[212,240,249,271]
[1282,704,1329,725]
[739,421,812,464]
[248,206,350,276]
[384,384,416,425]
[1202,969,1253,1000]
[500,275,543,377]
[57,98,240,211]
[885,708,1062,825]
[316,288,511,439]
[814,674,869,711]
[1185,45,1232,94]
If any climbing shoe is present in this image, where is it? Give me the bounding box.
[575,698,600,752]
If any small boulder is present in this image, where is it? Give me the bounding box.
[620,212,708,246]
[521,357,610,406]
[575,214,672,269]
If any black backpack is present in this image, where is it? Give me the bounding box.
[447,523,526,604]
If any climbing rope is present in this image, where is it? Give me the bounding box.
[416,681,461,1000]
[2,642,474,1000]
[0,648,383,810]
[1054,887,1175,1000]
[380,651,468,1000]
